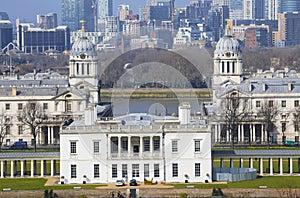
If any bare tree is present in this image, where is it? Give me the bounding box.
[257,100,279,148]
[19,101,46,152]
[0,112,7,151]
[221,92,251,149]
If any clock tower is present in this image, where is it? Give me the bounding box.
[69,23,100,103]
[213,25,243,89]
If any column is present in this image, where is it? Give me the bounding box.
[150,136,153,156]
[279,158,283,175]
[298,158,300,173]
[220,158,224,168]
[253,124,256,142]
[238,125,241,142]
[259,158,263,175]
[215,125,219,143]
[249,158,253,169]
[20,160,24,177]
[48,127,51,145]
[241,125,244,143]
[139,136,143,157]
[240,158,244,168]
[289,158,293,174]
[50,160,54,176]
[269,158,273,175]
[118,136,121,157]
[10,160,14,178]
[31,160,34,177]
[0,161,3,178]
[250,125,254,143]
[261,124,264,143]
[41,160,44,177]
[107,135,111,158]
[128,136,131,157]
[230,158,234,168]
[227,130,230,143]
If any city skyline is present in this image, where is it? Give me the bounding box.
[1,0,189,24]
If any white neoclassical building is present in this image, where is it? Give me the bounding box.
[60,104,212,184]
[0,30,101,146]
[212,27,300,144]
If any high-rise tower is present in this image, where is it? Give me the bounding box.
[61,0,94,32]
[280,0,300,13]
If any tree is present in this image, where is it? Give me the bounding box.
[257,100,279,148]
[0,112,7,151]
[220,92,250,149]
[19,101,47,152]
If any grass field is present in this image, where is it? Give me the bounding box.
[1,176,300,191]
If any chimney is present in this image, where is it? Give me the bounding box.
[262,82,266,92]
[178,103,190,125]
[12,87,17,96]
[288,82,292,91]
[248,82,252,92]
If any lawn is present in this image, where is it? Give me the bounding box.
[169,176,300,189]
[0,178,106,190]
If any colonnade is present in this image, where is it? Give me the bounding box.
[215,157,300,175]
[0,159,58,178]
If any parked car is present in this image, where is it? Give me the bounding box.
[9,141,28,149]
[115,179,125,186]
[129,179,138,186]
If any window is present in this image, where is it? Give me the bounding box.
[172,140,178,152]
[122,140,128,152]
[144,164,149,178]
[18,103,23,110]
[195,163,201,177]
[112,164,118,178]
[76,63,79,75]
[71,164,77,178]
[282,123,286,132]
[282,100,286,107]
[87,63,90,75]
[70,141,77,154]
[256,101,260,108]
[172,163,178,177]
[221,62,225,73]
[6,139,10,146]
[94,141,100,153]
[67,102,72,111]
[5,103,10,110]
[18,125,23,135]
[153,138,160,151]
[144,139,150,152]
[5,126,10,135]
[111,139,118,153]
[154,164,160,177]
[268,100,273,107]
[194,140,201,152]
[132,164,139,177]
[82,63,84,75]
[295,100,299,107]
[122,164,127,178]
[295,122,299,132]
[42,103,48,110]
[94,164,100,178]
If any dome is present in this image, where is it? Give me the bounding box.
[71,36,95,56]
[215,35,241,55]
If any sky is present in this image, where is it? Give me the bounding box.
[1,0,188,24]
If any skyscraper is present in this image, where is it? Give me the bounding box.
[37,13,58,29]
[97,0,113,19]
[61,0,94,32]
[280,0,300,13]
[266,0,280,20]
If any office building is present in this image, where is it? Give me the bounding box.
[266,0,280,20]
[212,0,229,6]
[0,12,9,20]
[280,0,300,13]
[61,0,94,31]
[229,0,243,20]
[208,5,229,41]
[97,0,113,19]
[244,0,254,20]
[0,20,13,51]
[17,23,70,53]
[37,13,58,29]
[245,27,269,47]
[118,5,130,21]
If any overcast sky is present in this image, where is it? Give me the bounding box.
[1,0,188,24]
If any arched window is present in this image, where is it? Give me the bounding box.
[232,62,235,73]
[76,63,79,75]
[87,63,90,75]
[227,62,230,73]
[82,63,84,75]
[222,62,225,73]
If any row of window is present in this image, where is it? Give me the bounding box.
[70,140,202,154]
[70,163,201,179]
[255,100,300,108]
[4,125,24,135]
[4,103,49,111]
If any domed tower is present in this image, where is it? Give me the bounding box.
[213,25,243,88]
[69,24,100,104]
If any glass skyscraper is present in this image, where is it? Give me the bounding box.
[281,0,300,13]
[61,0,94,32]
